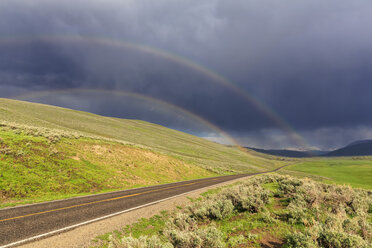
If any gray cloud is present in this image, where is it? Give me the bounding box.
[0,0,372,149]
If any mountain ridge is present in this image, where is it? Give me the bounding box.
[248,139,372,158]
[247,147,329,158]
[326,140,372,157]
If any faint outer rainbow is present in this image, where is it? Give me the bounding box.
[14,88,248,149]
[1,35,309,148]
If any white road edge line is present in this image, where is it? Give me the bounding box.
[1,174,253,248]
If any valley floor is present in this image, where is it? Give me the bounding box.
[284,157,372,190]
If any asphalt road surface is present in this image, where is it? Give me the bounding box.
[0,166,286,247]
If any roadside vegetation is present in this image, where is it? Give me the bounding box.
[95,175,372,248]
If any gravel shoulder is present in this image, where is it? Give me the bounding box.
[19,175,253,248]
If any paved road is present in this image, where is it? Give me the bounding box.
[0,166,286,247]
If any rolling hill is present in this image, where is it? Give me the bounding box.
[248,147,329,158]
[249,139,372,158]
[326,140,372,156]
[0,98,287,206]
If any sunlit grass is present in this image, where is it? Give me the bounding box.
[286,158,372,190]
[0,98,288,175]
[0,128,215,208]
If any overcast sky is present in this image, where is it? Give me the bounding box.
[1,0,372,150]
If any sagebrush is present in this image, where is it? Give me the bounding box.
[105,174,371,248]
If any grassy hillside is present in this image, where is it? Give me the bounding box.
[0,98,288,207]
[0,129,214,205]
[0,98,286,174]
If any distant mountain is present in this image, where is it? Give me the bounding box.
[347,139,372,147]
[326,140,372,156]
[249,139,372,158]
[247,147,329,158]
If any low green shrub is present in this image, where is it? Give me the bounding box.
[318,230,369,248]
[218,184,270,213]
[260,210,278,224]
[164,213,225,248]
[103,174,371,248]
[165,213,198,232]
[284,232,316,248]
[274,174,372,247]
[164,225,225,248]
[226,235,245,247]
[108,234,173,248]
[188,199,234,220]
[277,176,303,195]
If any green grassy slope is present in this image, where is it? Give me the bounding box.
[0,98,288,207]
[0,129,215,207]
[0,98,286,174]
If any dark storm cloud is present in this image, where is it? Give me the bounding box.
[0,0,372,149]
[0,41,83,89]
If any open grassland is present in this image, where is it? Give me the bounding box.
[285,158,372,190]
[94,174,372,248]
